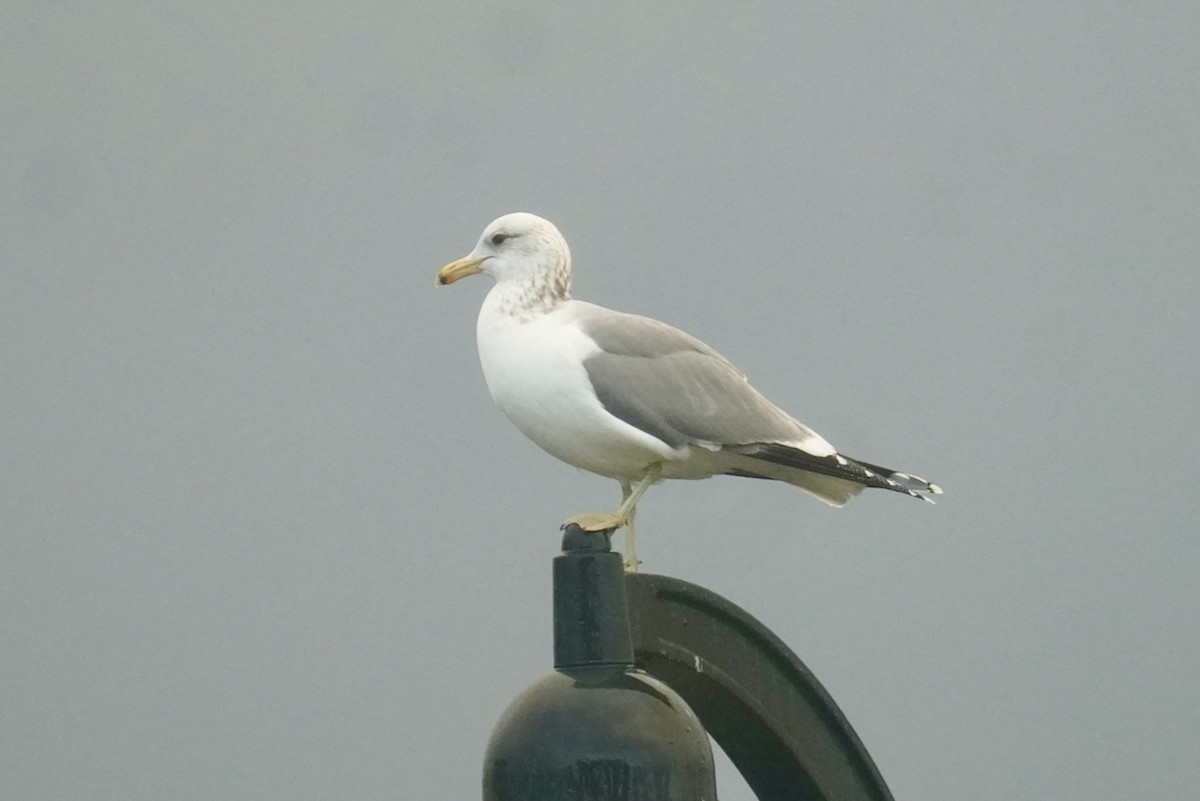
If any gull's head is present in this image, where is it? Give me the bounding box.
[436,213,571,302]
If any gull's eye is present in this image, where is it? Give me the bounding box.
[490,232,510,246]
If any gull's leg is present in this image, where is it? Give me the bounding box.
[619,480,640,573]
[562,465,660,549]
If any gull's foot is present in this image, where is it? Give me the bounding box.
[562,512,624,533]
[622,553,641,573]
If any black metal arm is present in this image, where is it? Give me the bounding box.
[627,573,894,801]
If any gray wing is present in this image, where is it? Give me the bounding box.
[575,304,829,452]
[574,303,942,504]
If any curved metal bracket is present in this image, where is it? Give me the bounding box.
[626,573,894,801]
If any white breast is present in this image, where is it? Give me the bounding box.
[475,295,676,479]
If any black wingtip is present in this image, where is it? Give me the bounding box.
[739,444,942,502]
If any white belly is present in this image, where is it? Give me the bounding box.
[476,301,678,479]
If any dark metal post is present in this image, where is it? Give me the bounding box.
[482,528,717,801]
[483,527,895,801]
[552,524,634,668]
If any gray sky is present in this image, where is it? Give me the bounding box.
[4,3,1198,799]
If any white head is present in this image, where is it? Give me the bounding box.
[436,213,572,305]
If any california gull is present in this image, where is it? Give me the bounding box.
[436,213,941,570]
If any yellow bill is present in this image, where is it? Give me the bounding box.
[435,255,488,286]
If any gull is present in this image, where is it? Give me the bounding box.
[436,213,941,570]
